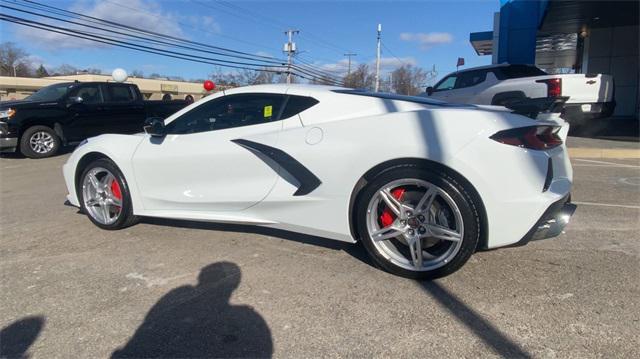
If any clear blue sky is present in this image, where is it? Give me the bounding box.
[1,0,499,81]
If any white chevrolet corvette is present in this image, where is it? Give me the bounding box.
[63,84,576,279]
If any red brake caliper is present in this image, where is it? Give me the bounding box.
[110,179,122,207]
[380,188,405,227]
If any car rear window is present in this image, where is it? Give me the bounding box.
[496,65,547,79]
[281,96,319,119]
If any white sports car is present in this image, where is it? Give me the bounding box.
[62,84,576,279]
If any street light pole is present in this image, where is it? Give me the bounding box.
[375,24,382,92]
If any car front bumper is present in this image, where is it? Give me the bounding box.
[0,137,18,153]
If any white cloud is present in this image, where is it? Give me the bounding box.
[374,57,417,71]
[399,32,453,50]
[14,0,189,50]
[180,15,221,35]
[319,59,350,73]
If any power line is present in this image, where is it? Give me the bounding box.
[102,0,283,57]
[14,0,286,62]
[0,13,286,72]
[0,2,287,66]
[1,0,344,84]
[381,40,410,67]
[192,0,352,57]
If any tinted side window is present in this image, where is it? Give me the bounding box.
[68,85,103,104]
[497,65,547,79]
[455,70,487,89]
[107,85,135,102]
[281,96,319,119]
[166,93,286,135]
[434,75,457,91]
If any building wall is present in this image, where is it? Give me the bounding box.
[0,75,220,101]
[497,0,549,65]
[585,25,639,117]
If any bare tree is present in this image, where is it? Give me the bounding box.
[391,65,427,95]
[82,68,103,75]
[0,42,32,77]
[253,69,277,84]
[131,69,144,78]
[343,64,374,90]
[53,64,78,76]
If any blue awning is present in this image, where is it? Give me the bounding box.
[469,31,493,56]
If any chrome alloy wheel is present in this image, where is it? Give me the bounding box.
[29,131,55,154]
[82,167,123,225]
[366,179,464,271]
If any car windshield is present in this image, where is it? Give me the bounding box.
[26,83,72,102]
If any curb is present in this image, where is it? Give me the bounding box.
[569,147,640,159]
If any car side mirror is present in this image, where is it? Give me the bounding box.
[144,117,166,137]
[426,86,434,96]
[67,96,83,106]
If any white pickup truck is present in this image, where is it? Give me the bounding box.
[422,64,615,123]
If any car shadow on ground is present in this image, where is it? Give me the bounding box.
[418,281,532,358]
[0,315,45,358]
[139,217,375,268]
[112,261,273,358]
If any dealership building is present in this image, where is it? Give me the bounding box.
[470,0,639,121]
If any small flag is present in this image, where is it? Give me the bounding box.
[456,57,465,67]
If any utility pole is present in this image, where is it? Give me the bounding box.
[344,53,357,75]
[375,23,382,92]
[283,29,299,84]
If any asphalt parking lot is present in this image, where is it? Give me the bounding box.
[1,146,639,358]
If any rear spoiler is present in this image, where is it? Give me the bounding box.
[504,97,569,119]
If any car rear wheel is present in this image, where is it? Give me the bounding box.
[20,126,60,158]
[78,158,137,230]
[356,165,480,279]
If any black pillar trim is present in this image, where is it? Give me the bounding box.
[231,139,321,196]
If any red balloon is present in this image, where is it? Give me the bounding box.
[203,80,215,91]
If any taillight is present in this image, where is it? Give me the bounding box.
[536,78,562,97]
[490,126,563,150]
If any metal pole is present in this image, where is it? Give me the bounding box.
[375,24,382,92]
[344,53,357,75]
[284,29,299,84]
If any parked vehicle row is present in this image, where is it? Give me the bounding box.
[61,84,576,279]
[422,63,615,123]
[0,81,187,158]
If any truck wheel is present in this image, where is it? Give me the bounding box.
[20,126,60,158]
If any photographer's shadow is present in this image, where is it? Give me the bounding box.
[112,261,273,358]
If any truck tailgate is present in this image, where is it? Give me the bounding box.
[562,74,614,104]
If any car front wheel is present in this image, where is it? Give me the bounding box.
[356,165,480,280]
[78,158,138,230]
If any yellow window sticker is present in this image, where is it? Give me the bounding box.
[264,105,273,118]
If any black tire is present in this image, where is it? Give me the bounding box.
[355,164,480,280]
[19,125,60,158]
[78,158,138,230]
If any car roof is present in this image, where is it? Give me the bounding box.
[444,63,541,75]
